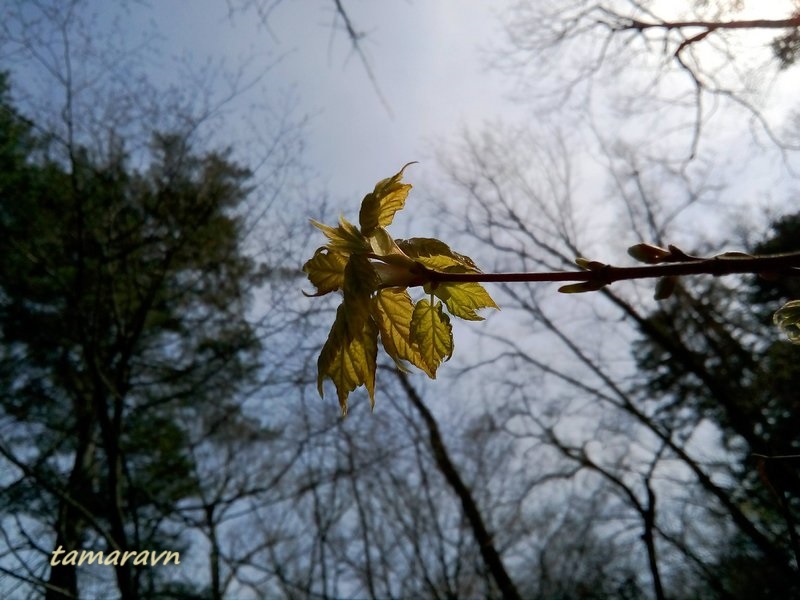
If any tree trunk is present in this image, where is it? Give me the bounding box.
[395,370,523,600]
[46,413,95,600]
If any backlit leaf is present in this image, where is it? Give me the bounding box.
[397,237,480,272]
[359,162,415,235]
[368,227,419,266]
[371,288,429,375]
[317,305,379,415]
[302,248,348,296]
[343,254,378,338]
[311,216,369,255]
[429,281,499,321]
[305,165,502,412]
[410,298,453,378]
[774,300,800,344]
[317,304,347,397]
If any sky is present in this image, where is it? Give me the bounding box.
[130,0,522,205]
[7,0,797,236]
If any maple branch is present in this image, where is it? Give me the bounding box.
[617,17,800,33]
[418,250,800,287]
[305,165,800,411]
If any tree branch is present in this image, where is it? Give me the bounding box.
[394,369,523,600]
[415,250,800,287]
[619,17,800,33]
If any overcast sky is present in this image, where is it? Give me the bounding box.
[5,0,797,263]
[125,1,521,205]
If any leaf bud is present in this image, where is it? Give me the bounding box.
[627,243,672,264]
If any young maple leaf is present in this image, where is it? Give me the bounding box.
[774,300,800,344]
[303,165,498,414]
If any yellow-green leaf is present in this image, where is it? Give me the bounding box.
[368,227,414,263]
[311,216,369,255]
[361,318,379,406]
[317,305,379,415]
[302,248,348,296]
[359,163,415,235]
[343,254,378,338]
[329,317,378,411]
[371,288,429,375]
[397,237,480,272]
[317,304,346,396]
[774,299,800,344]
[410,298,453,378]
[429,282,498,321]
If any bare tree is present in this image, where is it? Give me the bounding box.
[430,117,799,596]
[0,1,317,598]
[496,0,800,163]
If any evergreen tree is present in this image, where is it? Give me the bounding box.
[633,212,800,597]
[0,74,264,599]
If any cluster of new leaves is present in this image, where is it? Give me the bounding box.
[303,164,497,414]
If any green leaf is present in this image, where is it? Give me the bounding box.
[342,254,378,338]
[305,166,497,411]
[371,288,429,375]
[311,216,369,255]
[428,281,498,321]
[317,305,379,415]
[359,162,416,235]
[410,298,453,378]
[397,237,481,272]
[365,227,428,288]
[317,304,346,396]
[774,300,800,344]
[367,226,418,266]
[302,248,348,296]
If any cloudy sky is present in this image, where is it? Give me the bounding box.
[5,0,797,276]
[8,0,797,234]
[126,1,522,204]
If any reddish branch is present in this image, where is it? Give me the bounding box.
[618,16,800,33]
[418,250,800,287]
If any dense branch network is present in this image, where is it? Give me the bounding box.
[604,12,800,158]
[503,3,800,161]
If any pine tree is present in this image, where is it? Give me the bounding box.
[0,74,264,599]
